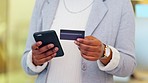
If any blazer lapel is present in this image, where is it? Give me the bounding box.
[42,0,108,33]
[42,0,60,30]
[85,0,108,36]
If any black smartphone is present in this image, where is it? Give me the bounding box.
[33,30,64,57]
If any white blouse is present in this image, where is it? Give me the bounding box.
[47,0,93,83]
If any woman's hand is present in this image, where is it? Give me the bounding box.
[74,36,104,61]
[31,41,59,66]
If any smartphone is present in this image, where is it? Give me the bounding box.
[33,30,64,57]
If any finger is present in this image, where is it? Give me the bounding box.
[77,42,101,52]
[32,41,42,50]
[85,36,96,40]
[34,53,56,65]
[37,44,54,54]
[35,47,58,59]
[76,38,101,46]
[74,40,80,46]
[43,47,58,57]
[79,49,100,57]
[81,54,99,61]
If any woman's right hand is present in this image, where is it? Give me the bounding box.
[31,41,59,66]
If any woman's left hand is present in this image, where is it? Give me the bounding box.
[74,36,104,61]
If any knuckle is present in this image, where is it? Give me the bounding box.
[80,44,85,49]
[32,43,39,50]
[36,59,42,65]
[84,46,89,51]
[44,52,48,56]
[94,53,99,57]
[45,57,51,61]
[83,50,88,55]
[35,56,40,60]
[32,51,36,55]
[94,46,99,51]
[48,50,54,55]
[87,41,91,45]
[38,49,43,53]
[81,40,84,43]
[44,58,48,62]
[46,45,49,49]
[38,48,42,52]
[31,45,34,49]
[35,56,39,61]
[51,49,55,53]
[78,42,81,47]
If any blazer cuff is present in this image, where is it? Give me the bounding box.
[97,45,120,71]
[26,50,48,73]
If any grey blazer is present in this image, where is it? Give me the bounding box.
[22,0,136,83]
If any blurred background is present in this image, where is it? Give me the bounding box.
[0,0,148,83]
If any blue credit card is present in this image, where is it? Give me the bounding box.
[60,29,85,40]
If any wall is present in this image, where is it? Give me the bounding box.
[0,0,35,83]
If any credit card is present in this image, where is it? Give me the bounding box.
[60,29,85,40]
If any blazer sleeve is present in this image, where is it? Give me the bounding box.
[21,0,46,75]
[105,0,136,77]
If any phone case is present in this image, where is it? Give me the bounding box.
[33,30,64,57]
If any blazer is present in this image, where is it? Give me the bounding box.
[22,0,136,83]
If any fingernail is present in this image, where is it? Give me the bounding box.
[49,44,54,47]
[74,41,77,44]
[52,53,56,58]
[77,38,82,42]
[38,41,42,45]
[54,47,58,51]
[77,38,80,41]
